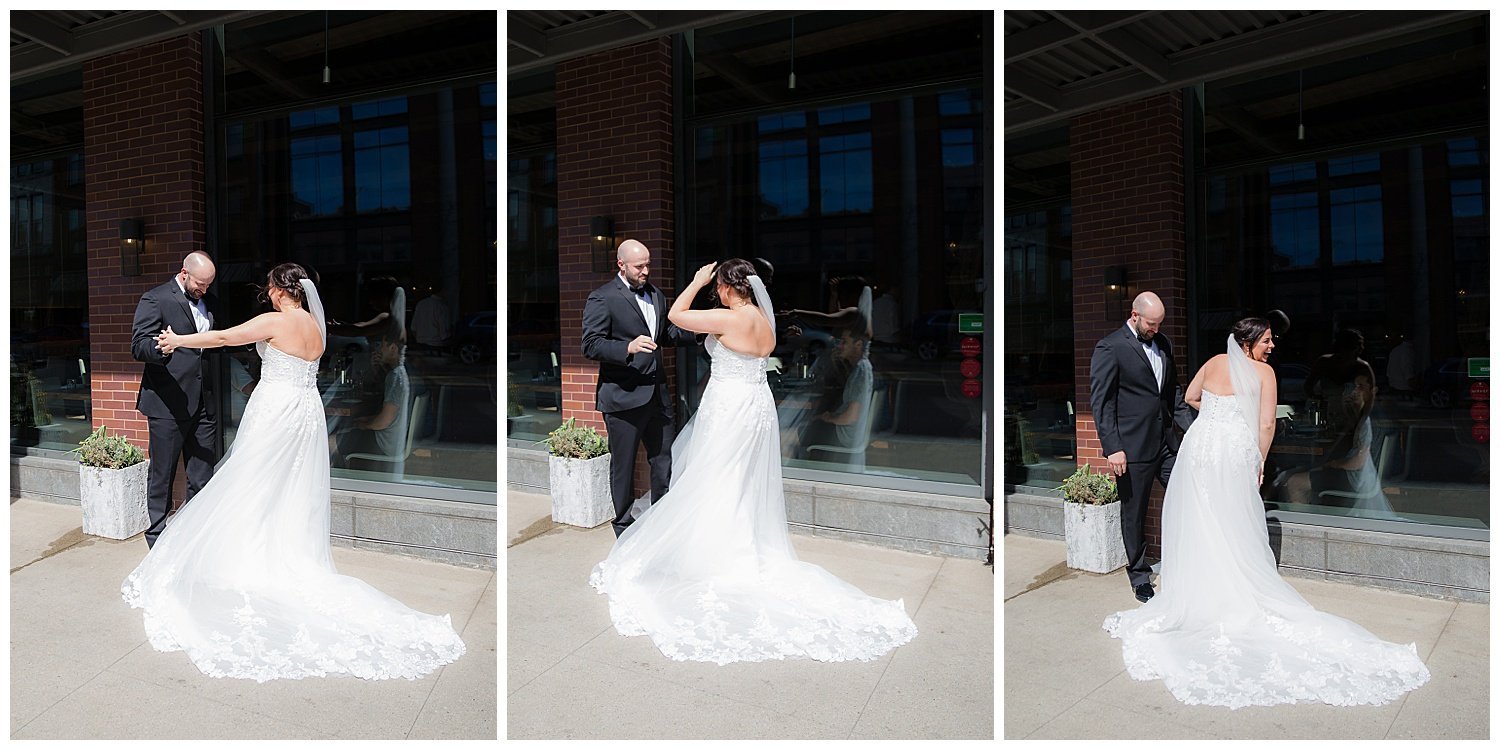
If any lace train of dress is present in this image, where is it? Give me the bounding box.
[122,342,465,682]
[1103,389,1429,709]
[590,336,917,665]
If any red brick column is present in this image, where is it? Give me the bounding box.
[555,38,676,497]
[82,35,205,455]
[1070,92,1186,558]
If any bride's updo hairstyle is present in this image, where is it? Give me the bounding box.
[1231,317,1271,353]
[259,262,310,307]
[714,258,760,307]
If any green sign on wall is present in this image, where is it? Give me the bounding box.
[958,313,983,335]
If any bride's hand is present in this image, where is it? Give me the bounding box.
[156,326,179,355]
[691,262,717,288]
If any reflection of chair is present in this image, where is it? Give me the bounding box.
[346,392,429,476]
[1316,429,1397,505]
[807,381,883,469]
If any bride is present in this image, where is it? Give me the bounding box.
[1103,317,1429,708]
[122,263,465,682]
[589,259,917,665]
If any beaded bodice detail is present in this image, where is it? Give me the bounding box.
[707,336,767,385]
[256,341,319,388]
[1197,389,1243,424]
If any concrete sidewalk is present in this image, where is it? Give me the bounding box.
[1003,534,1487,740]
[10,497,497,740]
[506,488,994,740]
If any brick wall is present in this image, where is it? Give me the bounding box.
[82,34,205,456]
[1070,92,1186,557]
[555,38,676,497]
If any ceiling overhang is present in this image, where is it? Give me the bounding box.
[507,10,769,76]
[12,10,272,82]
[1005,10,1487,136]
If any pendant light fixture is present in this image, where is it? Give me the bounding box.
[788,17,796,90]
[322,11,331,84]
[1296,69,1304,141]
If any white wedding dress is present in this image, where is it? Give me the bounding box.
[1103,336,1429,709]
[122,324,465,682]
[589,312,917,665]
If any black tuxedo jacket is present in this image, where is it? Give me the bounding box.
[581,276,698,413]
[132,279,220,419]
[1088,323,1195,461]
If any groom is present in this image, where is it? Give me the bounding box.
[582,239,699,537]
[131,251,221,548]
[1089,291,1195,602]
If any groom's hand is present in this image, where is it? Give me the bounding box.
[627,335,658,355]
[1106,451,1127,476]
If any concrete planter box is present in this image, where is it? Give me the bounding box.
[548,453,612,528]
[1064,500,1126,573]
[79,460,151,540]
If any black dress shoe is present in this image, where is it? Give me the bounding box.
[1133,583,1155,603]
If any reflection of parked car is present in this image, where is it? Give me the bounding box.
[508,318,556,357]
[772,324,834,374]
[14,323,89,366]
[454,312,496,365]
[1275,363,1311,407]
[1423,357,1474,409]
[911,310,980,361]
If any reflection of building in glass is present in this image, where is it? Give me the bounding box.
[11,10,497,566]
[1004,10,1488,598]
[507,10,993,560]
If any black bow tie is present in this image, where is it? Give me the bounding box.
[1137,333,1151,344]
[631,285,650,298]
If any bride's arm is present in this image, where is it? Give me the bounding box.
[1257,363,1278,463]
[1184,360,1206,411]
[667,262,734,335]
[158,313,281,353]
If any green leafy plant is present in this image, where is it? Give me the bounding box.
[73,425,146,469]
[1059,463,1118,505]
[541,417,608,460]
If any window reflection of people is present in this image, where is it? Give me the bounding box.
[780,276,873,341]
[412,285,452,351]
[1386,332,1418,402]
[332,336,410,470]
[1277,328,1395,516]
[782,327,874,461]
[871,280,901,348]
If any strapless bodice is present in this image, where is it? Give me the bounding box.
[256,341,319,388]
[707,335,767,385]
[1199,389,1243,423]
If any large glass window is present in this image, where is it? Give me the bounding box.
[11,68,89,452]
[217,13,497,498]
[1003,123,1073,489]
[684,12,989,490]
[506,68,560,442]
[1199,20,1488,534]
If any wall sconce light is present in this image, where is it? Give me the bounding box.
[120,218,145,277]
[590,216,615,273]
[1104,265,1128,318]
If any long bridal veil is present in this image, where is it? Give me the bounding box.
[1103,334,1428,708]
[122,274,463,682]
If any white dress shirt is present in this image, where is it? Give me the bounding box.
[176,276,212,333]
[1128,321,1164,390]
[620,273,656,339]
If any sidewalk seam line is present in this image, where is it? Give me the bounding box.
[847,555,946,740]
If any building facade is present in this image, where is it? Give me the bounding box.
[12,11,498,567]
[508,10,995,558]
[1004,10,1489,600]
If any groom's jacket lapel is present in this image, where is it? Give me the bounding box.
[614,278,651,335]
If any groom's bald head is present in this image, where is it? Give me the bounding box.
[616,239,651,287]
[1130,291,1165,340]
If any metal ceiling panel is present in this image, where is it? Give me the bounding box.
[1004,9,1486,135]
[12,9,271,82]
